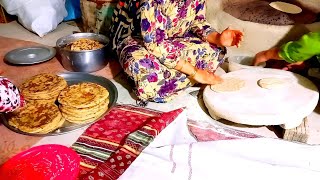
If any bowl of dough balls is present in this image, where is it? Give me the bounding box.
[227,56,266,72]
[56,33,109,73]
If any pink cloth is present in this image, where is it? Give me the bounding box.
[0,77,24,113]
[187,120,261,141]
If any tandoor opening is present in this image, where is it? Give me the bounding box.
[223,0,319,25]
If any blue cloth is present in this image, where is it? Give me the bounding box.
[64,0,81,21]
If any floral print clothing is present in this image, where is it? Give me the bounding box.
[0,77,24,112]
[110,0,226,103]
[140,0,219,68]
[279,31,320,63]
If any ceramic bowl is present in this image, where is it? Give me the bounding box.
[227,56,266,72]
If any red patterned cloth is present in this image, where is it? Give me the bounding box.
[72,104,183,180]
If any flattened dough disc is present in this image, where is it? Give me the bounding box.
[257,77,288,89]
[203,68,319,128]
[211,78,245,92]
[269,2,302,14]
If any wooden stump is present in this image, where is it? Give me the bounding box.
[283,117,309,143]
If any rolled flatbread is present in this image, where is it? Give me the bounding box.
[258,77,287,89]
[211,78,245,93]
[269,2,302,14]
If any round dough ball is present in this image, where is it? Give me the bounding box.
[258,78,287,89]
[210,78,245,93]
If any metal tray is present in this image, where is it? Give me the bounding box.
[0,72,118,136]
[4,46,56,65]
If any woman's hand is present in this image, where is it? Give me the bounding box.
[282,61,306,71]
[175,60,222,85]
[266,60,307,71]
[219,27,243,47]
[207,27,243,47]
[253,48,282,66]
[192,69,223,85]
[253,48,307,71]
[253,50,271,66]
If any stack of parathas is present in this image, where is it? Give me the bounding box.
[58,82,109,124]
[6,74,110,134]
[8,102,65,134]
[7,73,67,134]
[20,73,67,103]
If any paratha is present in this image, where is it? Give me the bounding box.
[59,99,109,118]
[20,73,67,101]
[58,82,109,108]
[61,103,109,122]
[8,103,62,133]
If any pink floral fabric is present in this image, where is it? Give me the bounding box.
[187,120,261,141]
[0,77,24,113]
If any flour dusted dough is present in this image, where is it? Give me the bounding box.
[269,2,302,14]
[210,78,245,92]
[258,78,287,89]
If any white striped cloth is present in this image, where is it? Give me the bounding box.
[118,111,320,180]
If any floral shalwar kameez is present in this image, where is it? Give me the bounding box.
[110,0,226,103]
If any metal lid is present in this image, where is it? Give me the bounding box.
[4,46,56,65]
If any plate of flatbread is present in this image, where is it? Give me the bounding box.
[0,72,118,136]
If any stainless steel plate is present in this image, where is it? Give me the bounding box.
[4,46,56,65]
[0,72,118,136]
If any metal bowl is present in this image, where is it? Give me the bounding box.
[56,33,109,73]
